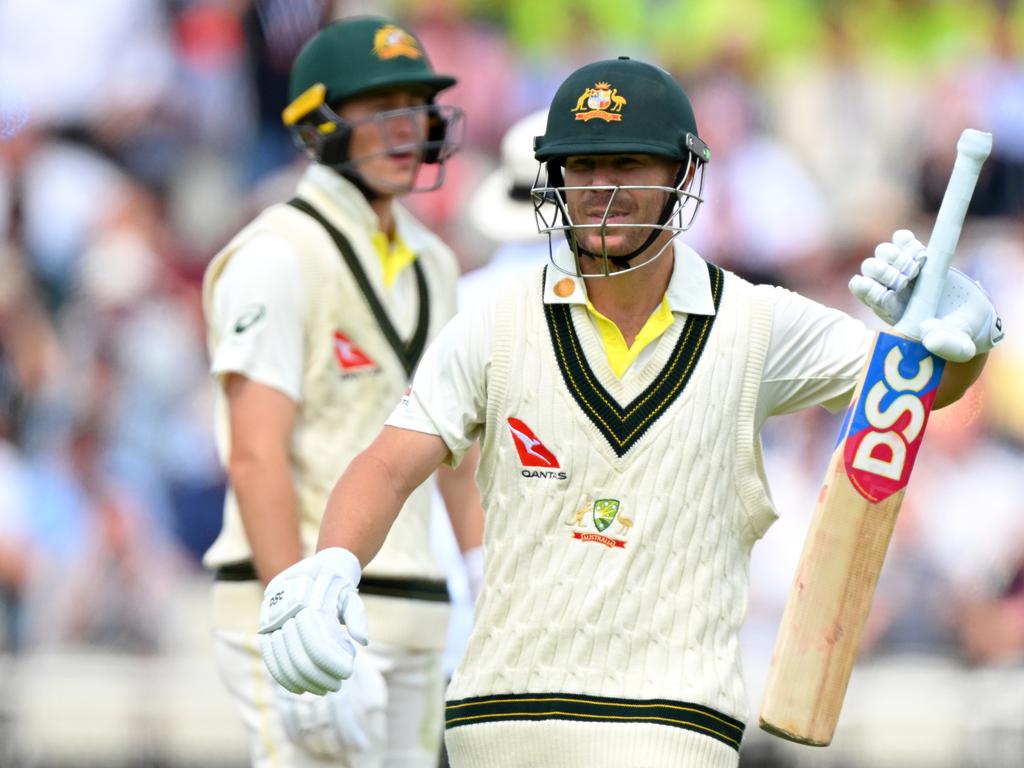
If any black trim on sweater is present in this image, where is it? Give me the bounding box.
[445,691,744,751]
[287,197,430,378]
[543,262,724,457]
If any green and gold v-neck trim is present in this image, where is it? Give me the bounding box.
[543,262,724,458]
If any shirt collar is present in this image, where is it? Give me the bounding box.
[542,239,717,316]
[298,164,384,232]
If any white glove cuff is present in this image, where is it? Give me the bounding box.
[313,547,363,586]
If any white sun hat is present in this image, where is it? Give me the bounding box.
[469,108,549,243]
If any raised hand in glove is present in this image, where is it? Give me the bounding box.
[849,229,1004,363]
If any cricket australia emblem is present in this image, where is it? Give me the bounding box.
[372,25,423,60]
[572,81,627,122]
[567,498,632,548]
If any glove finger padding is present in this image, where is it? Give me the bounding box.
[282,617,340,694]
[268,627,313,694]
[339,590,369,646]
[295,605,359,680]
[260,632,304,694]
[849,274,905,326]
[888,229,927,273]
[851,229,928,325]
[862,251,914,294]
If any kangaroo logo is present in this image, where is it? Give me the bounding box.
[572,81,626,123]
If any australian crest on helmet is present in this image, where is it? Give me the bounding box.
[572,81,627,122]
[372,24,422,60]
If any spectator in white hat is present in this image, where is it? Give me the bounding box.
[458,109,550,312]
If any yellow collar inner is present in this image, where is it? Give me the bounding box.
[371,231,417,287]
[585,296,675,378]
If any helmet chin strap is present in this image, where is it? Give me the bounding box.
[338,166,384,201]
[562,165,685,271]
[564,227,660,271]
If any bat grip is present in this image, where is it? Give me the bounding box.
[893,129,993,337]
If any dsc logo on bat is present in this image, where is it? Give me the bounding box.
[840,333,945,503]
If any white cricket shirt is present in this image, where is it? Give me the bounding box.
[387,241,873,463]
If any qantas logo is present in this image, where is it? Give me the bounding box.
[507,417,566,479]
[333,331,378,373]
[841,334,943,502]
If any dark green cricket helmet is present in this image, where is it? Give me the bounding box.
[282,16,463,190]
[534,57,709,164]
[285,16,455,116]
[531,57,710,277]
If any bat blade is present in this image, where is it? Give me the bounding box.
[759,332,944,745]
[758,128,990,747]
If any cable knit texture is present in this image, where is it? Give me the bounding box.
[448,263,776,765]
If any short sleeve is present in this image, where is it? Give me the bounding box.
[209,234,305,401]
[385,302,492,466]
[757,287,874,427]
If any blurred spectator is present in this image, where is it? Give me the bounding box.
[959,553,1024,666]
[0,375,32,653]
[64,182,221,560]
[396,0,537,270]
[407,0,530,151]
[860,385,1024,659]
[0,0,175,129]
[460,108,550,289]
[964,225,1024,443]
[239,0,326,182]
[0,240,56,653]
[920,5,1024,217]
[764,7,921,254]
[683,41,830,285]
[4,133,126,309]
[24,415,186,652]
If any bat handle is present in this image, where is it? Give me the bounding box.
[893,128,993,337]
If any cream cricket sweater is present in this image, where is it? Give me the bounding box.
[445,263,777,766]
[203,170,458,649]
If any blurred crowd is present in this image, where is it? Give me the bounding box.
[0,0,1022,711]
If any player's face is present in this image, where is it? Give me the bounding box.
[562,154,680,258]
[336,87,432,195]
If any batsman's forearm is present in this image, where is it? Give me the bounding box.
[229,452,303,585]
[317,449,407,567]
[438,442,484,553]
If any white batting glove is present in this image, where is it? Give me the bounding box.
[850,229,1005,363]
[917,275,1005,362]
[274,652,386,758]
[258,548,368,696]
[849,229,927,326]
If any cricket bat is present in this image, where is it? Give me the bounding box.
[758,128,993,746]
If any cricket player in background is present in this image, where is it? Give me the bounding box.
[201,16,482,768]
[254,57,1001,767]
